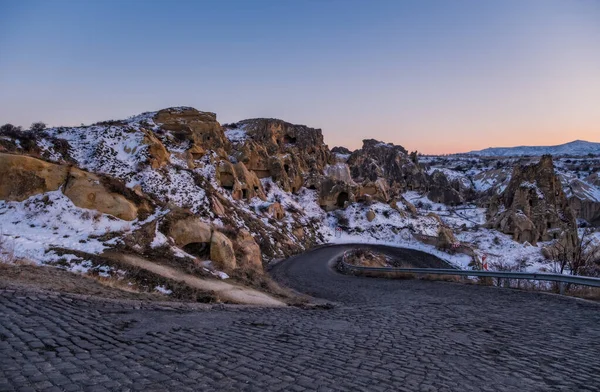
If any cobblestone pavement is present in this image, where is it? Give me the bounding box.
[2,245,600,391]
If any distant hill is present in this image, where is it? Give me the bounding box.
[468,140,600,157]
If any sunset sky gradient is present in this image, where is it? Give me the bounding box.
[1,0,598,154]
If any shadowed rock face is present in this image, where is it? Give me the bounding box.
[565,179,600,226]
[427,170,464,206]
[347,139,428,199]
[487,155,578,245]
[226,118,331,193]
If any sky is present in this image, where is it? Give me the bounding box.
[0,0,599,154]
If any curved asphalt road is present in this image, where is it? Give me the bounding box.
[271,244,454,304]
[1,244,599,391]
[271,244,600,390]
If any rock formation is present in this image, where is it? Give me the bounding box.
[347,139,428,200]
[63,168,140,221]
[225,118,331,193]
[153,107,230,159]
[565,178,600,226]
[210,231,237,271]
[427,170,464,206]
[0,154,69,201]
[487,155,578,245]
[216,161,266,201]
[0,153,146,221]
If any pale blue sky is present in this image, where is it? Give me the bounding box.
[1,0,599,153]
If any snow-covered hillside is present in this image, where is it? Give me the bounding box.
[468,140,600,157]
[1,107,599,292]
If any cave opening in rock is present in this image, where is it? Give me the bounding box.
[182,242,210,258]
[336,192,349,208]
[283,135,297,144]
[284,164,290,174]
[242,189,248,199]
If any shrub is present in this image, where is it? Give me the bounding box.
[334,210,349,227]
[0,123,22,134]
[30,122,46,132]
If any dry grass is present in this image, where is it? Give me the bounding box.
[566,286,600,300]
[353,267,600,301]
[345,248,389,268]
[229,263,306,305]
[50,247,217,303]
[88,275,144,293]
[357,270,463,282]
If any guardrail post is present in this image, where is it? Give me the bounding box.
[559,282,566,296]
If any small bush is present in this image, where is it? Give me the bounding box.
[334,210,349,227]
[30,122,46,132]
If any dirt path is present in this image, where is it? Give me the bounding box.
[104,252,285,307]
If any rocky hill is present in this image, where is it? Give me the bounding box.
[1,108,599,300]
[486,155,578,247]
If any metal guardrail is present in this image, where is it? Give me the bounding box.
[340,253,600,289]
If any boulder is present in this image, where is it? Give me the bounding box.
[357,178,389,203]
[0,153,68,201]
[437,226,457,249]
[236,230,263,271]
[167,217,212,247]
[366,209,376,222]
[63,168,139,221]
[210,231,236,271]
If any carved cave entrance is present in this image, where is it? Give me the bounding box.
[336,192,349,208]
[182,242,210,258]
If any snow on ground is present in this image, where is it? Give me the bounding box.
[472,169,511,193]
[455,228,548,272]
[336,201,440,237]
[404,191,486,228]
[154,285,173,295]
[224,126,248,143]
[36,138,63,162]
[0,191,135,270]
[427,167,473,189]
[45,124,148,179]
[132,167,209,215]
